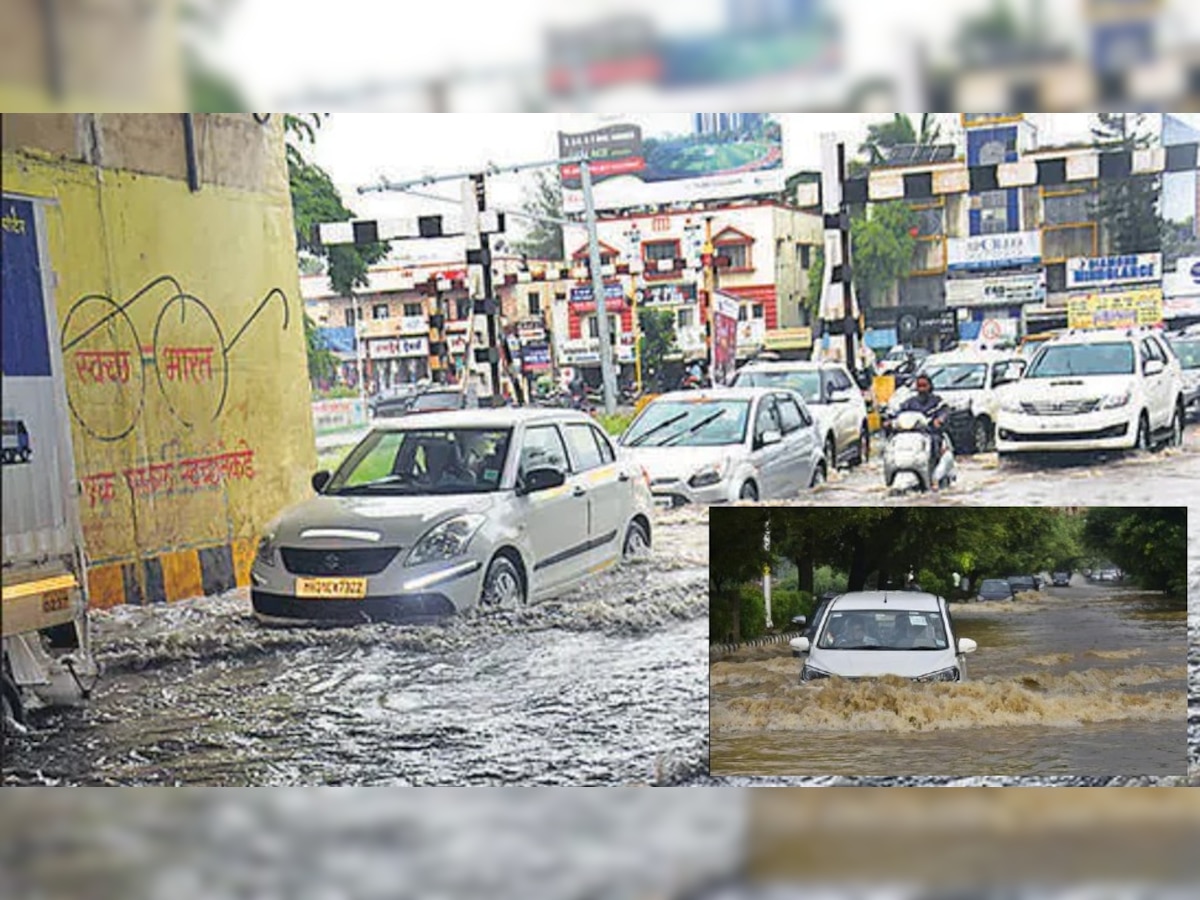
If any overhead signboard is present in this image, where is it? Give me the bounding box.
[762,327,814,351]
[1066,253,1162,289]
[1067,288,1163,330]
[369,337,429,359]
[558,113,784,214]
[521,343,551,372]
[569,282,625,305]
[947,231,1041,271]
[635,282,698,306]
[945,271,1045,307]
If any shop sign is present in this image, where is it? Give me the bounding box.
[1066,253,1161,289]
[1067,288,1163,330]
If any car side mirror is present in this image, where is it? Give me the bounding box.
[312,470,332,493]
[791,615,807,629]
[1144,359,1165,376]
[517,466,566,496]
[957,637,977,655]
[759,429,782,447]
[789,636,810,654]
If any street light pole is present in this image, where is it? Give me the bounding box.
[580,159,618,416]
[351,290,367,417]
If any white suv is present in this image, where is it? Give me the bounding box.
[996,328,1186,456]
[730,360,871,470]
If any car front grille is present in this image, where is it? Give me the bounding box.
[999,422,1128,443]
[651,478,680,488]
[1020,399,1101,416]
[280,547,401,576]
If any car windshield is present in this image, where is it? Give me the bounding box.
[1026,342,1135,377]
[816,609,949,651]
[622,399,750,447]
[1009,577,1035,588]
[731,369,821,403]
[980,579,1010,593]
[325,427,512,495]
[411,391,463,411]
[924,363,988,390]
[1168,339,1200,369]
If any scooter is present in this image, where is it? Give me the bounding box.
[882,408,956,493]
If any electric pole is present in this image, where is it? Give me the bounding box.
[580,159,618,416]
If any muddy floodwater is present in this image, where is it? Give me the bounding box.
[711,580,1187,777]
[3,511,711,786]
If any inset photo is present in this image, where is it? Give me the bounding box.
[709,506,1187,778]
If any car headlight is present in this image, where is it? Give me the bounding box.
[255,534,277,568]
[800,664,831,682]
[914,666,960,683]
[405,514,486,567]
[688,458,730,489]
[1101,389,1131,409]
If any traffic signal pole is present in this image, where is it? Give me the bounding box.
[579,159,618,417]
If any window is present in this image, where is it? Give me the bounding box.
[776,395,803,433]
[1043,190,1095,226]
[372,303,390,320]
[643,240,678,262]
[754,396,782,442]
[454,298,471,319]
[520,425,570,476]
[716,242,749,270]
[590,426,616,464]
[979,190,1011,235]
[344,307,358,328]
[404,303,423,317]
[798,244,812,268]
[751,303,764,320]
[677,307,695,328]
[587,315,619,340]
[527,292,541,316]
[564,423,605,471]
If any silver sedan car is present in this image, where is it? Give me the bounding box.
[618,387,825,506]
[251,408,653,625]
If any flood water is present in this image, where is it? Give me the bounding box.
[711,581,1187,777]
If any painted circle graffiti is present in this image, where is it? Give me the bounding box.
[61,295,146,442]
[152,294,229,429]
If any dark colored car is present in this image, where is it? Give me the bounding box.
[405,389,476,416]
[369,384,418,417]
[1051,571,1071,587]
[976,578,1015,602]
[1007,575,1038,594]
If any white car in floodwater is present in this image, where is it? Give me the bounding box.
[789,591,977,682]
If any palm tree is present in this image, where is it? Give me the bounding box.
[858,114,944,167]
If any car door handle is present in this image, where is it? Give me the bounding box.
[573,485,587,497]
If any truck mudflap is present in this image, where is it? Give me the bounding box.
[2,574,98,713]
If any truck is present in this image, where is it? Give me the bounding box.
[2,193,98,731]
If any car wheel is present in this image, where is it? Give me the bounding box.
[824,436,837,472]
[810,462,826,489]
[854,425,870,466]
[622,519,651,560]
[479,555,525,610]
[1168,404,1184,449]
[1135,412,1151,452]
[739,481,759,502]
[972,416,993,453]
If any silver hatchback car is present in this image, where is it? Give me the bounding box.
[252,408,654,625]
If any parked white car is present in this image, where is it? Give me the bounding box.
[996,328,1186,456]
[619,387,826,506]
[730,360,871,470]
[886,347,1026,452]
[789,592,976,682]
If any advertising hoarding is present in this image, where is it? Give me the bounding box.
[521,343,551,372]
[946,231,1041,271]
[945,271,1045,306]
[1067,288,1164,330]
[368,337,429,359]
[1066,253,1162,289]
[711,293,740,386]
[558,114,784,214]
[568,282,625,305]
[635,282,698,306]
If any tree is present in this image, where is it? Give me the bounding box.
[284,115,390,298]
[637,308,678,390]
[513,169,565,260]
[1091,113,1165,255]
[710,508,771,643]
[850,201,917,306]
[858,114,944,167]
[304,313,337,385]
[1082,508,1185,598]
[805,245,824,320]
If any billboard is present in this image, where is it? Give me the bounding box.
[1066,253,1162,290]
[1067,288,1163,330]
[558,114,784,214]
[711,292,740,386]
[945,272,1045,307]
[946,231,1041,272]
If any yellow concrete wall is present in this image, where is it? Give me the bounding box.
[3,115,315,606]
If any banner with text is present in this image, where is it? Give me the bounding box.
[1067,288,1164,330]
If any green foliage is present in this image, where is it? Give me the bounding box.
[850,201,917,306]
[1082,508,1186,598]
[1091,114,1165,255]
[813,565,848,597]
[859,114,943,166]
[638,308,678,385]
[185,54,247,112]
[595,411,633,436]
[512,169,565,260]
[710,508,771,643]
[304,313,337,384]
[770,588,814,629]
[284,115,390,298]
[806,245,824,318]
[738,585,767,642]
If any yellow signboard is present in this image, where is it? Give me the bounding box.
[762,327,813,351]
[1067,288,1163,331]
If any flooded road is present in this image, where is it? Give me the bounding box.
[3,510,712,786]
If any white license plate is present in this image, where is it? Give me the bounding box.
[295,577,367,599]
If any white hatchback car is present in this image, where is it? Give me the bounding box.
[730,360,871,470]
[789,592,977,682]
[996,328,1186,456]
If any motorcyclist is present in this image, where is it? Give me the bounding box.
[894,373,949,489]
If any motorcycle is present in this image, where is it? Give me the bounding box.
[882,406,956,493]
